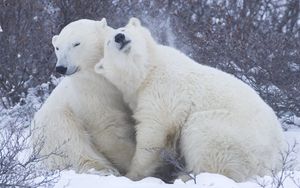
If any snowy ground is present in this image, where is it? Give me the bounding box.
[54,130,300,188]
[54,171,300,188]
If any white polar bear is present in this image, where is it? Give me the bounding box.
[31,19,135,175]
[95,18,285,182]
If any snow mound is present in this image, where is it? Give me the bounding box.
[54,171,300,188]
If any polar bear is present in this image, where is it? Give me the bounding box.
[95,18,285,182]
[31,19,135,175]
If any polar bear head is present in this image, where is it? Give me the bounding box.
[52,18,110,75]
[95,18,156,95]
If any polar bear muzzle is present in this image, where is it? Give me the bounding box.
[56,66,67,74]
[115,33,125,43]
[55,65,79,75]
[114,33,131,50]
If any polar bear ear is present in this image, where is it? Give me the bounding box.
[52,35,58,46]
[97,18,107,29]
[128,17,141,27]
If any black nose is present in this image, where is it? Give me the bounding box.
[56,66,67,74]
[114,33,125,43]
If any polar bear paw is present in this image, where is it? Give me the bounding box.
[126,171,144,181]
[87,168,120,177]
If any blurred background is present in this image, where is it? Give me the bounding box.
[0,0,299,129]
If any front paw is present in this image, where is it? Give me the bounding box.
[126,171,144,181]
[178,174,192,182]
[87,168,120,176]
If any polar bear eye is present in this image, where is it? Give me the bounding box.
[73,42,81,47]
[55,47,59,51]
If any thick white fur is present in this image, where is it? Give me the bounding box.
[32,19,135,175]
[95,18,285,182]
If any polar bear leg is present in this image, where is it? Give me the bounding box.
[126,120,176,180]
[180,110,259,182]
[34,109,118,175]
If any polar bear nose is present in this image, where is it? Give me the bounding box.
[56,66,67,74]
[114,33,125,43]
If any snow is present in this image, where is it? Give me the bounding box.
[191,13,197,22]
[294,116,300,126]
[288,62,300,72]
[0,25,2,32]
[165,17,176,47]
[44,2,60,15]
[285,130,300,169]
[112,0,120,6]
[54,172,240,188]
[54,170,300,188]
[53,131,300,188]
[195,32,203,38]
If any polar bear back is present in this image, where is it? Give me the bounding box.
[143,44,284,153]
[150,45,275,119]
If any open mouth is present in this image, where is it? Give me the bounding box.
[119,40,131,50]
